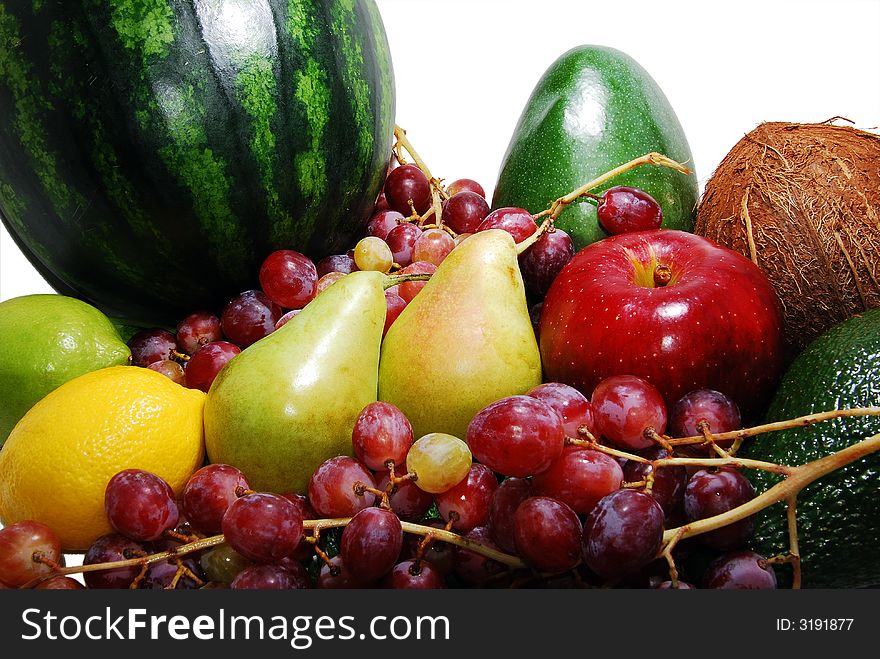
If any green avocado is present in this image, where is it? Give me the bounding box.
[0,294,132,444]
[492,45,698,250]
[742,309,880,588]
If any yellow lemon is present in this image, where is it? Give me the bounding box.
[0,365,205,551]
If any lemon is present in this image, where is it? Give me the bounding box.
[0,365,205,551]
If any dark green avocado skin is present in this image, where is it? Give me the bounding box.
[492,45,698,250]
[743,309,880,588]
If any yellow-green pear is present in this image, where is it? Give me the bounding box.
[204,270,387,494]
[379,229,543,439]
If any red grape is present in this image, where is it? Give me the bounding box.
[591,375,668,450]
[308,456,377,518]
[597,186,663,234]
[476,207,538,244]
[655,579,697,589]
[220,290,282,348]
[382,559,446,589]
[622,446,687,516]
[316,272,346,295]
[83,534,147,589]
[140,554,204,590]
[230,562,310,590]
[128,328,178,367]
[184,340,241,392]
[487,477,533,554]
[221,492,304,563]
[452,526,506,585]
[435,463,498,532]
[182,463,251,535]
[34,576,84,590]
[684,468,756,550]
[176,311,222,355]
[385,164,432,215]
[412,228,454,266]
[527,381,594,438]
[280,493,317,561]
[466,395,565,477]
[397,261,436,303]
[702,551,777,589]
[446,178,485,198]
[352,401,414,471]
[275,309,301,329]
[104,469,179,542]
[259,250,317,309]
[669,389,742,449]
[147,359,186,385]
[532,445,623,515]
[340,506,403,583]
[0,520,63,587]
[582,489,665,579]
[377,473,434,522]
[514,496,583,573]
[316,253,358,277]
[400,520,456,576]
[519,228,575,297]
[385,222,422,267]
[384,291,407,335]
[443,191,490,235]
[316,555,370,589]
[367,209,405,240]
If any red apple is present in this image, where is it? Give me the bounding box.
[538,229,783,420]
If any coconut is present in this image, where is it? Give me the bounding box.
[695,120,880,362]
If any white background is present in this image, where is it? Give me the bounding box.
[2,0,879,302]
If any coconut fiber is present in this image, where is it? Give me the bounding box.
[695,120,880,362]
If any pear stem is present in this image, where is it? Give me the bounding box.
[383,272,433,290]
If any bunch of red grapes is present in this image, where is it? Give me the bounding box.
[125,157,665,391]
[0,377,777,590]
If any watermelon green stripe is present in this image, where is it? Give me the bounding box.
[46,19,166,255]
[0,6,74,219]
[107,0,175,65]
[284,0,330,246]
[106,0,250,279]
[235,53,294,238]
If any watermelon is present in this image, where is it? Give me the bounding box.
[0,0,395,326]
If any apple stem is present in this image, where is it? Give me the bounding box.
[653,264,673,287]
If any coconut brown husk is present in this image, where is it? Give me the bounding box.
[695,120,880,362]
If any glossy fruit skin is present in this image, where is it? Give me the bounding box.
[0,0,395,326]
[492,45,698,251]
[540,229,784,419]
[743,309,880,588]
[702,551,777,589]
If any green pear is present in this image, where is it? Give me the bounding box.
[379,229,543,439]
[0,294,131,444]
[204,270,387,494]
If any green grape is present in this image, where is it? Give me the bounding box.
[200,542,252,584]
[354,237,394,273]
[406,433,472,494]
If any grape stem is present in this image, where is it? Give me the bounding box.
[534,152,691,222]
[667,406,880,446]
[393,125,448,226]
[659,431,880,549]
